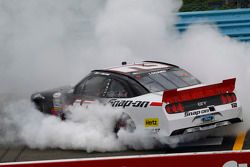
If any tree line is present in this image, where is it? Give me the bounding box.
[180,0,250,12]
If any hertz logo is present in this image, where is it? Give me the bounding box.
[144,118,159,127]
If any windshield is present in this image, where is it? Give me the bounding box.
[132,68,201,92]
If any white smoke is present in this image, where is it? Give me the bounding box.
[0,0,249,152]
[176,24,250,128]
[0,0,106,95]
[1,100,125,152]
[95,0,181,62]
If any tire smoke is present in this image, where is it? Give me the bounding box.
[0,0,249,151]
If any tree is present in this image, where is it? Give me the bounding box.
[180,0,245,12]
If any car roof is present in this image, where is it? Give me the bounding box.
[94,61,179,77]
[91,61,180,94]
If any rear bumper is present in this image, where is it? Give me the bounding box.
[170,118,242,136]
[165,104,243,136]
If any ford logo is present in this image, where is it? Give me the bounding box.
[201,114,214,123]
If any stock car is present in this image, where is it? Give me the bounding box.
[31,61,243,136]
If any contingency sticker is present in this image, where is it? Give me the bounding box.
[144,118,159,127]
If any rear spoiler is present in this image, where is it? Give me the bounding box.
[162,78,236,104]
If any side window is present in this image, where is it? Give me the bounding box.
[106,79,129,98]
[78,75,109,97]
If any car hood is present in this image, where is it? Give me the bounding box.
[31,85,73,101]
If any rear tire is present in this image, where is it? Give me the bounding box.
[114,113,136,136]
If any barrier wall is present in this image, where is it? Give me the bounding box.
[177,9,250,42]
[1,151,250,167]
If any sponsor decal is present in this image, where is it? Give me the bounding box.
[151,128,160,133]
[144,118,159,127]
[185,108,215,117]
[109,99,150,108]
[148,70,166,75]
[232,102,238,108]
[223,160,248,167]
[201,114,215,123]
[197,101,207,107]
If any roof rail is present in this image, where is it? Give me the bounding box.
[143,61,179,68]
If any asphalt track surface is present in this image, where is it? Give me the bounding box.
[0,129,249,163]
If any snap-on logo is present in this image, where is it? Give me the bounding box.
[109,99,149,108]
[185,108,214,117]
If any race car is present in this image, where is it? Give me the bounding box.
[31,61,243,136]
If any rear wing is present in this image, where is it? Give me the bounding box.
[162,78,236,104]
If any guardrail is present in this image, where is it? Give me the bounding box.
[177,9,250,42]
